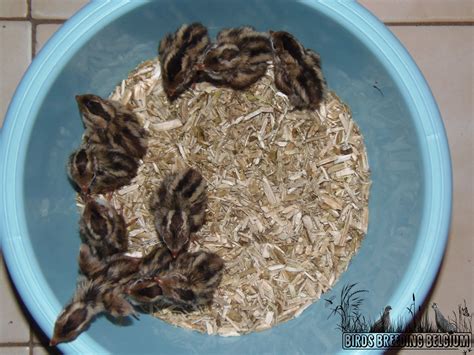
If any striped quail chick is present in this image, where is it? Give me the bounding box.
[51,279,105,345]
[270,30,326,110]
[159,23,210,100]
[79,197,128,258]
[51,277,135,346]
[67,144,139,195]
[197,26,272,89]
[155,251,224,308]
[77,94,147,160]
[75,94,114,132]
[149,168,207,258]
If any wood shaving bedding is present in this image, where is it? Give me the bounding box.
[95,58,370,335]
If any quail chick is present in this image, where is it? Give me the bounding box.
[159,23,210,100]
[197,26,272,89]
[149,168,207,258]
[77,94,148,159]
[67,146,95,195]
[155,251,224,308]
[67,144,139,195]
[51,279,104,345]
[79,197,128,258]
[75,94,115,131]
[51,278,136,345]
[270,30,326,110]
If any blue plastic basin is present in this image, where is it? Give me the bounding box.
[0,1,451,354]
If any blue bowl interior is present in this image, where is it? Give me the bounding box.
[19,1,427,353]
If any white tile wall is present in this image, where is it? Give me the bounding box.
[0,21,32,125]
[359,0,474,22]
[0,257,30,343]
[36,23,62,54]
[32,0,89,19]
[0,0,28,18]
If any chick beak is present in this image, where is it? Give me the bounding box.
[75,95,84,106]
[195,63,205,71]
[155,277,167,287]
[171,251,179,259]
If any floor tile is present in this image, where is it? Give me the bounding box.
[32,347,48,355]
[32,0,89,20]
[0,347,29,355]
[36,23,62,55]
[32,345,61,355]
[389,26,473,313]
[33,344,61,355]
[0,21,31,127]
[360,0,474,22]
[0,254,31,343]
[0,0,28,18]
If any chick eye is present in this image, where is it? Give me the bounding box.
[85,100,106,116]
[60,308,87,336]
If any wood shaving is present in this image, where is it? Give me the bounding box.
[100,58,371,335]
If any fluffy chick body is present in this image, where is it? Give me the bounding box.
[79,197,128,258]
[270,30,326,110]
[67,144,139,195]
[159,23,210,100]
[77,94,147,160]
[155,250,224,308]
[198,26,272,89]
[150,168,207,258]
[51,277,135,346]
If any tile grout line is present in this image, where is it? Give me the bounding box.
[27,0,35,60]
[0,342,31,347]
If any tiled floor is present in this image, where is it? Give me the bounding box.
[0,1,472,354]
